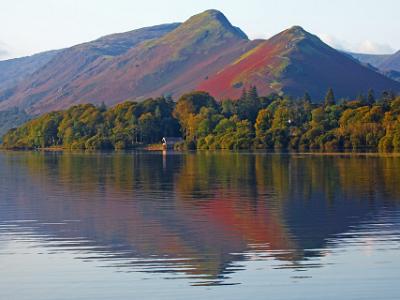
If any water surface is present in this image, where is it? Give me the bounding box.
[0,151,399,299]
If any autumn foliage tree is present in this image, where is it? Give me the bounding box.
[2,88,400,152]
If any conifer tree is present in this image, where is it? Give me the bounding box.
[367,89,375,106]
[324,87,335,106]
[356,93,366,104]
[247,85,259,102]
[98,101,107,112]
[239,87,247,102]
[303,92,311,103]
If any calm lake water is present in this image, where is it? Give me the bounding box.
[0,151,399,299]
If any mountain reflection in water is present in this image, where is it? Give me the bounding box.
[0,151,399,287]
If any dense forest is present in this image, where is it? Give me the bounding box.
[2,87,400,152]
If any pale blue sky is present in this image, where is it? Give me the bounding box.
[0,0,399,60]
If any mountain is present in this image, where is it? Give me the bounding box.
[78,10,255,102]
[0,50,60,90]
[197,26,400,100]
[0,10,256,114]
[0,23,181,113]
[0,10,399,114]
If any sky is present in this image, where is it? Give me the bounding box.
[0,0,399,60]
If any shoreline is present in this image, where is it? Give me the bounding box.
[1,147,400,157]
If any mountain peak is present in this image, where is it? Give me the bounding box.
[269,25,324,49]
[170,9,248,41]
[193,9,232,25]
[199,9,225,18]
[283,26,311,39]
[288,25,306,32]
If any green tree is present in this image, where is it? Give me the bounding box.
[367,89,375,106]
[303,91,311,104]
[325,87,335,106]
[236,85,260,122]
[173,91,217,139]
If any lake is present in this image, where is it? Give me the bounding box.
[0,151,399,299]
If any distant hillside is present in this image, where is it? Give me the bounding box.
[350,50,400,72]
[0,107,31,140]
[348,52,391,67]
[198,26,400,100]
[382,70,400,82]
[349,50,400,82]
[0,23,181,114]
[0,50,60,88]
[379,50,400,72]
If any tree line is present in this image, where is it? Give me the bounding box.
[2,87,400,152]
